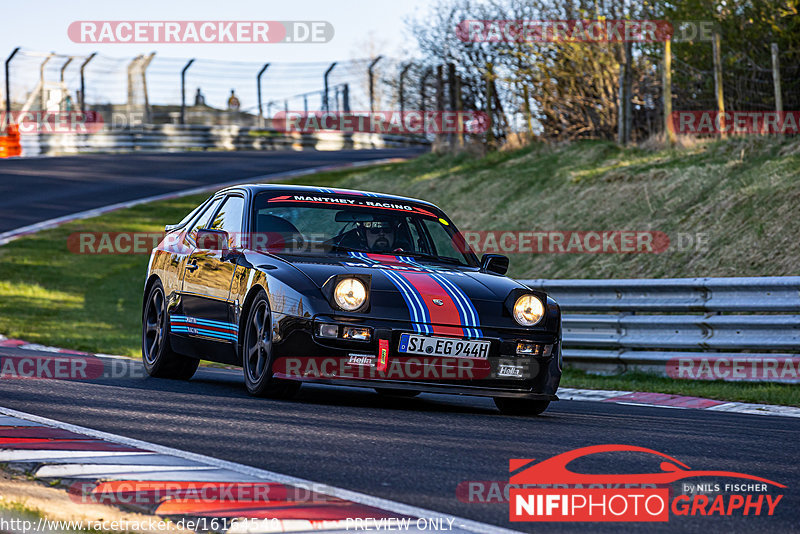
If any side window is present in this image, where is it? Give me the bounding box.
[174,196,211,230]
[207,195,246,247]
[187,197,223,244]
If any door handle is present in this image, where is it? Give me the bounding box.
[186,259,199,272]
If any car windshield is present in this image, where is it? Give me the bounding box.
[250,192,477,267]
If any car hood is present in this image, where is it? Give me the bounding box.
[255,252,548,331]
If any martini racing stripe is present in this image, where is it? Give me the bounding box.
[394,270,464,337]
[428,272,483,338]
[380,269,432,334]
[389,255,483,338]
[169,315,238,342]
[346,252,482,337]
[348,252,432,334]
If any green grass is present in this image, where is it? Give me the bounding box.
[562,369,800,407]
[0,193,208,356]
[0,137,798,404]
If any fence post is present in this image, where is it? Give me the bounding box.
[522,85,533,139]
[79,52,96,113]
[447,63,457,146]
[624,42,633,144]
[663,38,675,145]
[59,58,73,86]
[420,68,431,117]
[257,63,270,127]
[456,75,464,146]
[368,56,382,113]
[342,83,350,112]
[712,31,725,137]
[180,58,194,125]
[39,54,54,112]
[127,55,143,117]
[140,52,155,124]
[485,62,494,147]
[398,63,411,117]
[4,47,20,128]
[617,62,626,144]
[771,43,783,118]
[323,62,336,112]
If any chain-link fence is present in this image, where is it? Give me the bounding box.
[1,49,410,128]
[2,34,797,144]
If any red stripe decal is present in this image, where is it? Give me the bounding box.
[170,322,237,335]
[395,271,463,336]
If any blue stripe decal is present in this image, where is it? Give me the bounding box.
[171,315,238,331]
[382,269,431,334]
[428,272,483,338]
[170,325,238,342]
[169,314,239,342]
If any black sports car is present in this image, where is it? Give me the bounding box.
[142,184,561,415]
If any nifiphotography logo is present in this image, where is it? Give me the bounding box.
[509,445,785,522]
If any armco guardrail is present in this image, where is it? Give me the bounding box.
[18,124,430,156]
[522,277,800,382]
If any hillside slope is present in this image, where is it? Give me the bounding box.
[305,136,800,279]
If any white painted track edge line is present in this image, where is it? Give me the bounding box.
[0,157,407,246]
[0,405,521,534]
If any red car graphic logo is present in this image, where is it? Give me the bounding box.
[510,444,785,487]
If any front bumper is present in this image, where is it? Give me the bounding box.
[270,313,562,399]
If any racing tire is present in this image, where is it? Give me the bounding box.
[142,280,199,380]
[493,398,550,416]
[375,388,421,398]
[242,291,300,399]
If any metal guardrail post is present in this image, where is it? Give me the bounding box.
[323,62,336,112]
[79,52,96,114]
[256,63,269,127]
[4,47,20,128]
[368,56,382,113]
[180,58,195,125]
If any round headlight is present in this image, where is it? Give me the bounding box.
[334,278,367,311]
[513,294,545,326]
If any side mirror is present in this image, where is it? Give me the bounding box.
[196,229,230,252]
[480,254,509,275]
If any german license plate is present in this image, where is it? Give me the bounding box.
[398,333,490,359]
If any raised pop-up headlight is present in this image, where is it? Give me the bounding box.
[334,277,367,311]
[513,294,545,326]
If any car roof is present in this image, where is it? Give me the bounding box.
[217,183,440,210]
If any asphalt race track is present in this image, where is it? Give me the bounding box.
[0,148,425,233]
[0,150,798,533]
[0,347,797,534]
